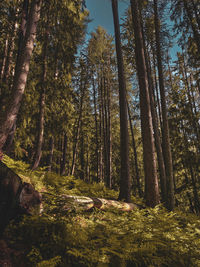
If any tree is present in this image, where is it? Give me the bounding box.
[111,0,131,202]
[153,0,174,210]
[130,0,160,207]
[0,0,42,151]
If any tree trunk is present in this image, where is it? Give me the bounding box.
[130,0,160,207]
[92,73,99,182]
[0,0,42,151]
[32,25,48,170]
[107,76,112,189]
[55,194,142,212]
[0,37,9,81]
[60,133,67,176]
[71,78,85,176]
[111,0,131,202]
[127,101,142,197]
[2,0,30,153]
[47,136,54,172]
[145,51,167,203]
[3,18,18,83]
[153,0,174,210]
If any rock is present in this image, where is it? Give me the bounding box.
[0,161,42,236]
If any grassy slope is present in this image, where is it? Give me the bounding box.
[2,156,200,267]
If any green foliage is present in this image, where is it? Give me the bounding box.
[3,156,200,267]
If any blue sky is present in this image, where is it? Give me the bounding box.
[84,0,180,60]
[85,0,128,36]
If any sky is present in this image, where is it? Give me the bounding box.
[84,0,180,61]
[85,0,128,36]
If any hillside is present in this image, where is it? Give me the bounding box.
[1,156,200,267]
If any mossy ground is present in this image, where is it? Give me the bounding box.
[2,156,200,267]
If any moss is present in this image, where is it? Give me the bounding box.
[3,156,200,267]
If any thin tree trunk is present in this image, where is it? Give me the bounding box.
[3,18,18,83]
[0,0,42,151]
[111,0,131,202]
[0,37,9,81]
[60,133,67,176]
[47,136,54,172]
[127,101,142,197]
[130,0,160,207]
[141,17,167,202]
[92,73,99,181]
[153,0,174,210]
[107,76,112,188]
[146,53,167,203]
[71,78,85,176]
[32,25,48,170]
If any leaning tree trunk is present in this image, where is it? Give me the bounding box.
[0,0,42,151]
[130,0,160,207]
[111,0,131,202]
[154,0,174,210]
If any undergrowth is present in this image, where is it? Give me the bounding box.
[2,155,200,267]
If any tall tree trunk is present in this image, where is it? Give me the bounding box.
[3,18,18,83]
[32,25,48,170]
[146,52,167,203]
[141,16,167,202]
[47,136,54,172]
[130,0,160,207]
[0,0,42,151]
[92,73,99,182]
[127,101,142,197]
[0,37,9,81]
[15,0,29,73]
[2,0,30,154]
[71,78,85,176]
[111,0,131,202]
[60,133,68,176]
[107,76,112,189]
[153,0,174,210]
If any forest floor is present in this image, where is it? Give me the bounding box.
[1,155,200,267]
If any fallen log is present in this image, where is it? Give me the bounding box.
[0,161,42,236]
[59,195,143,212]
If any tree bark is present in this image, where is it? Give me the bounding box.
[71,77,85,176]
[0,0,42,151]
[130,0,160,207]
[47,136,54,172]
[0,37,9,81]
[153,0,174,210]
[127,101,142,197]
[92,73,99,182]
[3,18,18,83]
[32,25,48,170]
[60,133,68,176]
[111,0,131,202]
[55,194,142,212]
